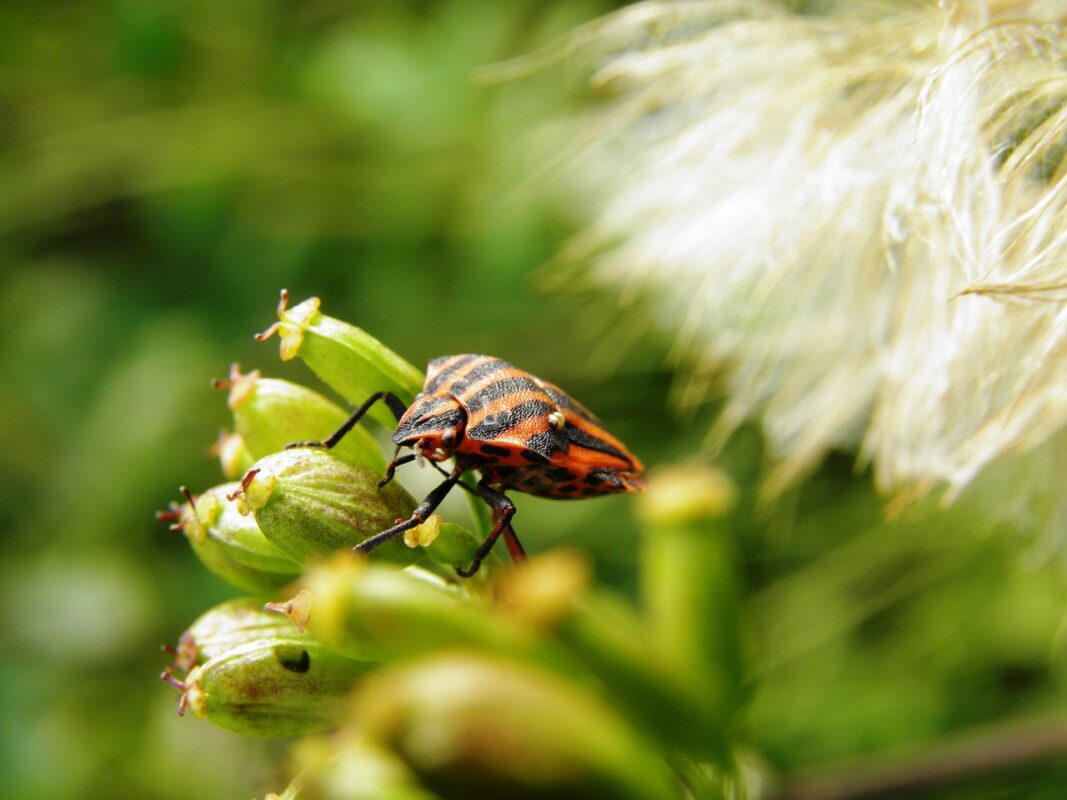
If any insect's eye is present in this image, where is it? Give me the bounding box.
[441,430,456,448]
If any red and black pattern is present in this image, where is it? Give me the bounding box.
[290,354,645,577]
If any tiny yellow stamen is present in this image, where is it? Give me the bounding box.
[404,515,441,548]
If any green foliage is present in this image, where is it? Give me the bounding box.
[4,2,1067,799]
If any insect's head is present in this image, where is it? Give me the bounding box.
[392,395,466,462]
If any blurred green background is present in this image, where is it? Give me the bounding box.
[3,1,1067,798]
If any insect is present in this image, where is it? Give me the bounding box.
[290,354,645,577]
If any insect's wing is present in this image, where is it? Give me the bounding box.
[457,360,568,462]
[535,379,644,474]
[537,379,603,426]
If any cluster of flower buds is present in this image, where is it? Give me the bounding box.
[160,293,748,798]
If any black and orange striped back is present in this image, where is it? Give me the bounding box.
[415,354,644,499]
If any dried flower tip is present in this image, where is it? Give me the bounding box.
[211,363,261,409]
[162,631,199,675]
[228,468,274,515]
[403,515,441,549]
[254,289,321,361]
[154,505,182,525]
[265,589,312,634]
[159,486,209,543]
[159,669,186,692]
[193,491,222,526]
[160,669,191,715]
[638,464,737,526]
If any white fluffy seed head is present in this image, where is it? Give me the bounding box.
[541,1,1067,505]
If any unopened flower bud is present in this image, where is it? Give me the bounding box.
[638,463,742,731]
[495,549,591,630]
[284,741,435,800]
[350,653,677,800]
[299,559,539,662]
[256,291,423,428]
[160,485,301,595]
[411,521,503,580]
[637,462,737,525]
[180,639,374,737]
[213,364,383,471]
[209,431,255,480]
[234,449,417,565]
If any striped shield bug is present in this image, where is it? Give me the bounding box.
[289,355,645,577]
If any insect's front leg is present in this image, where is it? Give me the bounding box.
[456,480,522,578]
[287,390,407,450]
[354,468,463,554]
[378,448,416,488]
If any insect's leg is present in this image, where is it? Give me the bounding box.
[456,481,518,578]
[382,453,480,492]
[287,391,407,449]
[378,448,415,488]
[354,468,463,554]
[502,526,527,562]
[426,460,479,496]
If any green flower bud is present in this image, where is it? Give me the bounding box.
[162,599,345,723]
[495,549,591,631]
[160,485,301,595]
[180,639,375,737]
[209,430,256,480]
[293,559,543,663]
[284,741,438,800]
[231,448,418,565]
[349,653,679,800]
[408,520,503,584]
[214,364,383,472]
[637,463,742,734]
[256,291,423,427]
[185,598,314,665]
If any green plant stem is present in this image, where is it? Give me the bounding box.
[775,714,1067,800]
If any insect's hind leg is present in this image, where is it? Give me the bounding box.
[456,480,523,578]
[502,526,526,562]
[287,391,407,450]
